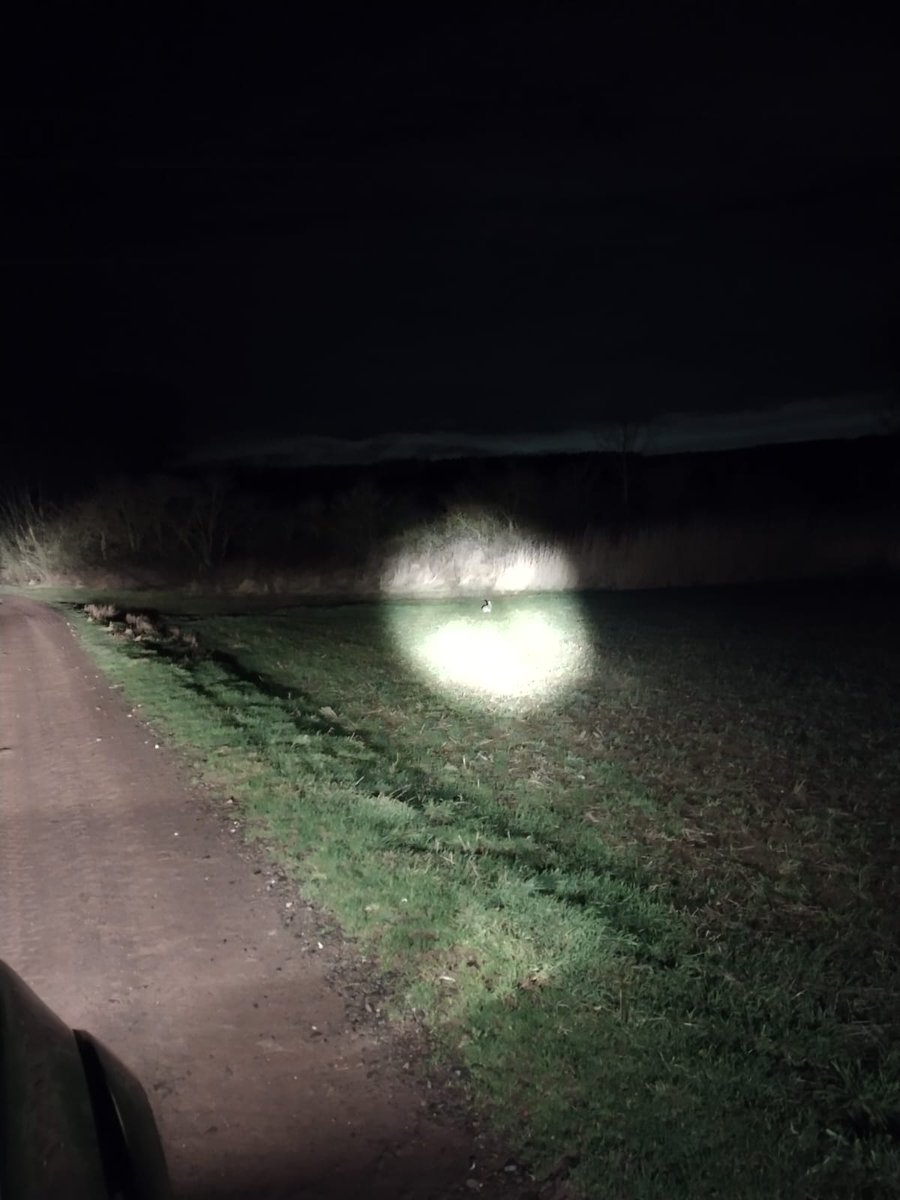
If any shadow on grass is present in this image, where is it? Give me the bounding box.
[134,636,680,973]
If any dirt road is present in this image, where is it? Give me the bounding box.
[0,598,523,1199]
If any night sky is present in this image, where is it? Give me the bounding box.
[3,9,898,479]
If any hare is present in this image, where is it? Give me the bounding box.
[481,599,492,613]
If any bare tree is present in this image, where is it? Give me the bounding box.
[173,474,233,571]
[0,489,66,581]
[591,417,648,515]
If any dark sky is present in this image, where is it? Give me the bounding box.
[2,8,898,478]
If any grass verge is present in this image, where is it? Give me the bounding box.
[66,583,900,1198]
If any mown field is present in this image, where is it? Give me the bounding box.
[61,580,900,1198]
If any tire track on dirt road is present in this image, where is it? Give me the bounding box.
[0,598,523,1199]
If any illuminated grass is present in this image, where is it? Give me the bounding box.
[69,583,900,1198]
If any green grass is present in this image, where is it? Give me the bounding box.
[63,582,900,1198]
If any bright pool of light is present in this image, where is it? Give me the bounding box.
[392,600,588,704]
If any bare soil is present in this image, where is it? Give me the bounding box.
[0,598,535,1199]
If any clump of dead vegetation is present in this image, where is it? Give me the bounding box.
[84,602,120,624]
[81,603,199,653]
